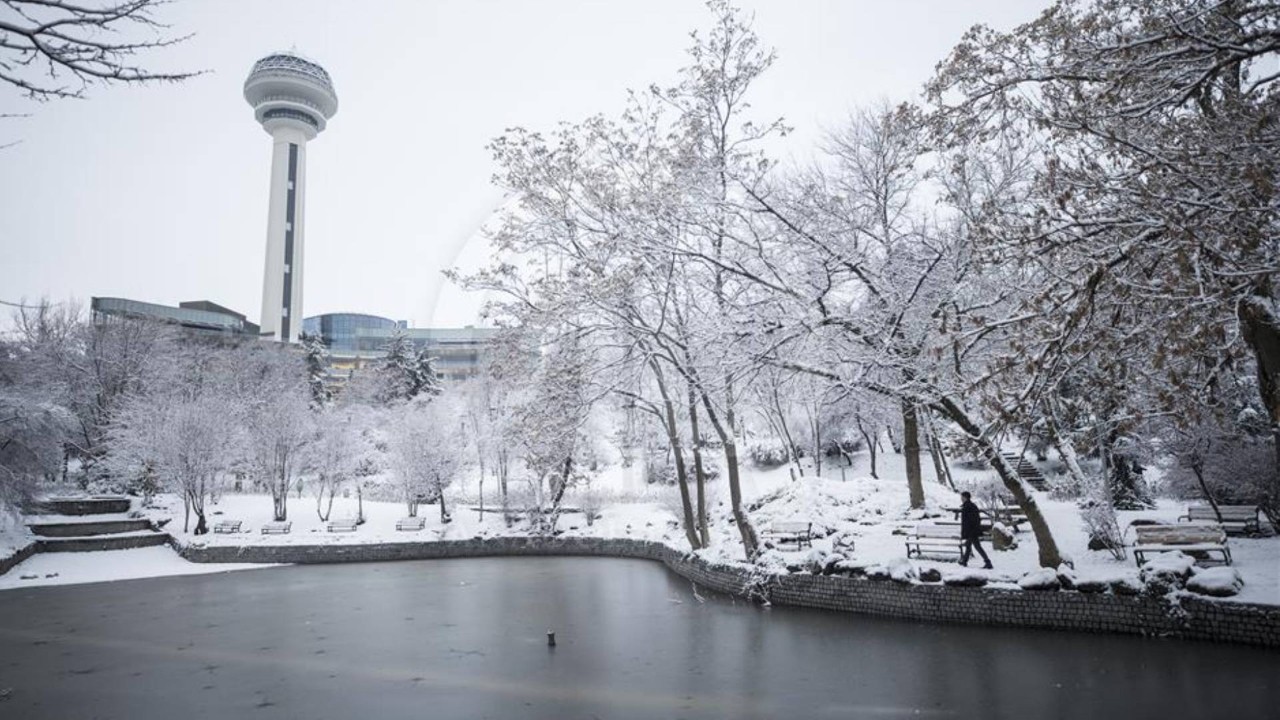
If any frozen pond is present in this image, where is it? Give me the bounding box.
[0,557,1272,719]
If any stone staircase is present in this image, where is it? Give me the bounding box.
[1000,452,1049,492]
[26,497,170,553]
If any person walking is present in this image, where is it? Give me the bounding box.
[958,491,993,569]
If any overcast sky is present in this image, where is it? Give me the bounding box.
[0,0,1049,328]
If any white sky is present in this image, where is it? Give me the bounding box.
[0,0,1048,328]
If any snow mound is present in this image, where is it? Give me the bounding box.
[1018,567,1062,591]
[748,477,953,542]
[753,549,790,575]
[887,558,918,583]
[865,564,890,580]
[1141,551,1196,593]
[942,569,988,587]
[1056,564,1077,590]
[1187,567,1244,597]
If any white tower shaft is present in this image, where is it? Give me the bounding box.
[259,125,309,343]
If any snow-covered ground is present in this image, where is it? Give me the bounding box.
[0,546,277,590]
[5,448,1278,606]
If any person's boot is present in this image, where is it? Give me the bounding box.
[983,562,993,570]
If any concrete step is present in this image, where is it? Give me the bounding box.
[34,532,170,553]
[35,497,132,516]
[27,519,153,538]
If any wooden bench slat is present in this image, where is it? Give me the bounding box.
[762,521,813,548]
[1133,522,1231,566]
[396,517,426,531]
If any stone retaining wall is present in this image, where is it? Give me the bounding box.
[175,536,1280,648]
[0,542,36,576]
[36,533,170,553]
[28,520,153,538]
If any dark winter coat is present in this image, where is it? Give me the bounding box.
[959,500,983,540]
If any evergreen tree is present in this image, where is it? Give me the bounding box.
[411,348,442,399]
[300,332,332,408]
[374,330,428,404]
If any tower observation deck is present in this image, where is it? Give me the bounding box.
[245,52,338,342]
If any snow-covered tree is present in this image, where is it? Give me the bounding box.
[928,0,1280,504]
[386,395,469,522]
[106,345,240,534]
[306,407,367,521]
[300,331,332,409]
[234,345,313,522]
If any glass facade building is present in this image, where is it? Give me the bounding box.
[302,313,497,382]
[91,297,259,336]
[300,313,401,353]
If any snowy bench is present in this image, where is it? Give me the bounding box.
[1132,524,1231,566]
[212,519,242,534]
[762,521,813,548]
[326,518,358,533]
[260,521,292,535]
[396,517,426,531]
[1178,505,1263,536]
[905,523,964,559]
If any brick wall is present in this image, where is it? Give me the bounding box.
[175,536,1280,648]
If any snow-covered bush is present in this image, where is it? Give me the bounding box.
[1139,552,1196,595]
[1079,494,1126,560]
[747,442,793,469]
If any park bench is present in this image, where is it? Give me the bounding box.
[326,517,358,533]
[1132,523,1231,566]
[212,519,242,534]
[905,523,964,559]
[762,521,813,548]
[396,516,426,531]
[945,502,1027,532]
[260,521,292,535]
[1178,504,1263,536]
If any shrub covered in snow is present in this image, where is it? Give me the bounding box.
[1139,552,1196,594]
[1080,495,1127,561]
[747,443,795,469]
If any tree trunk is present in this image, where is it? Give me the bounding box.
[903,401,925,509]
[935,395,1063,568]
[316,481,334,522]
[924,412,955,490]
[769,384,804,477]
[1045,410,1088,490]
[438,478,450,523]
[699,389,758,559]
[1238,293,1280,479]
[886,424,902,453]
[1189,457,1223,522]
[357,484,365,524]
[687,381,710,547]
[857,418,878,478]
[652,360,701,549]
